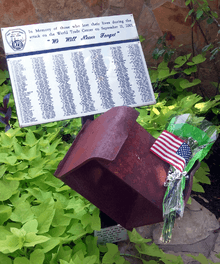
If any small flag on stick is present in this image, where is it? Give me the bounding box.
[150,130,191,172]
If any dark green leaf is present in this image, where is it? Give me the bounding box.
[196,9,203,19]
[207,17,214,24]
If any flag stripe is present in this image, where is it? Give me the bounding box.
[151,144,186,165]
[150,130,186,172]
[156,137,180,151]
[163,130,184,144]
[151,146,185,171]
[150,147,183,171]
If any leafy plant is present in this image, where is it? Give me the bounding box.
[152,33,176,62]
[0,93,12,132]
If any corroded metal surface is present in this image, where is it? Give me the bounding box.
[54,106,194,230]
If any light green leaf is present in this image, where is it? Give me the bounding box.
[67,221,85,235]
[27,187,52,202]
[5,127,23,138]
[152,107,160,115]
[0,164,7,178]
[48,226,66,237]
[81,213,93,229]
[67,232,87,242]
[52,208,71,227]
[83,256,97,264]
[0,205,12,225]
[0,133,17,148]
[194,100,220,113]
[22,219,38,234]
[0,226,13,239]
[0,235,21,253]
[187,196,192,205]
[174,53,191,68]
[0,153,8,163]
[56,185,71,192]
[179,79,201,88]
[0,153,17,165]
[14,257,30,264]
[85,236,99,260]
[44,172,64,188]
[128,228,151,244]
[21,145,40,161]
[53,245,73,263]
[10,201,34,224]
[0,70,7,85]
[179,94,202,110]
[192,182,205,193]
[72,240,87,256]
[0,178,19,201]
[139,35,145,42]
[72,254,84,264]
[142,260,157,264]
[30,250,45,264]
[27,167,46,179]
[5,155,17,165]
[183,65,197,75]
[40,138,61,155]
[185,0,191,5]
[135,243,164,258]
[10,227,26,238]
[23,130,38,147]
[53,193,69,208]
[91,207,101,231]
[34,198,55,234]
[186,253,209,264]
[41,237,61,253]
[24,233,50,247]
[71,202,89,220]
[194,165,211,185]
[0,252,12,264]
[6,171,27,181]
[187,54,206,65]
[102,243,120,264]
[13,141,24,159]
[60,260,72,264]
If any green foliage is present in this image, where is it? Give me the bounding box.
[186,253,220,263]
[183,0,220,61]
[152,33,176,62]
[139,35,145,43]
[190,161,211,193]
[0,71,102,263]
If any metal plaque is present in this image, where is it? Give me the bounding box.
[1,15,156,127]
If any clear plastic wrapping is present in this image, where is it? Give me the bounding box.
[161,114,218,243]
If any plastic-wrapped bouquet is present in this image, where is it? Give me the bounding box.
[150,113,218,243]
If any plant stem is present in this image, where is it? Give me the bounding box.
[185,0,220,98]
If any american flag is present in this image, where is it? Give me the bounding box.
[150,130,191,172]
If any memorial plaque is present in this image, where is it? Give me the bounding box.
[1,15,155,127]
